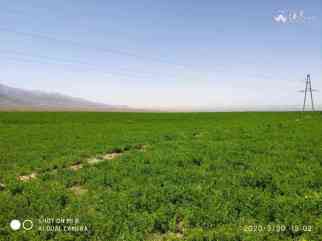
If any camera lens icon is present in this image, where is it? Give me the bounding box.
[23,220,33,230]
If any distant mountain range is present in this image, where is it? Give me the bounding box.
[1,83,319,112]
[0,84,130,111]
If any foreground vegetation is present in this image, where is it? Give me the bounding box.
[0,112,321,241]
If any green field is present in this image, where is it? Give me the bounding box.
[0,112,321,241]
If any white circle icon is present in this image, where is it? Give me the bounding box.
[10,219,21,231]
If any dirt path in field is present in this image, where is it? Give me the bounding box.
[67,151,123,172]
[16,150,123,182]
[12,143,148,185]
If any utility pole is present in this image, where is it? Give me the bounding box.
[299,74,318,111]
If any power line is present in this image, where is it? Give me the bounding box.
[0,26,242,77]
[0,26,233,79]
[0,49,185,80]
[0,54,190,83]
[1,7,318,84]
[0,9,283,81]
[0,28,305,83]
[0,26,188,69]
[0,49,303,85]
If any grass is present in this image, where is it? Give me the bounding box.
[0,112,321,241]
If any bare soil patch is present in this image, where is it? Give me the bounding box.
[87,157,105,165]
[69,185,88,196]
[17,172,37,182]
[134,144,148,152]
[102,152,122,160]
[69,163,83,171]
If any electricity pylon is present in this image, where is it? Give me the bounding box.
[298,74,318,111]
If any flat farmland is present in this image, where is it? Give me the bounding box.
[0,112,322,241]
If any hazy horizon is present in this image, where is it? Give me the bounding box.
[1,0,321,109]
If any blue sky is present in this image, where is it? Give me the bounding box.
[0,0,321,109]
